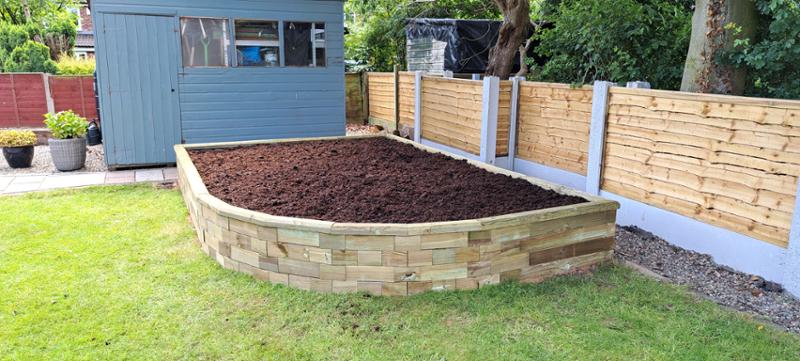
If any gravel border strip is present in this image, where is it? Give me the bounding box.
[615,226,800,334]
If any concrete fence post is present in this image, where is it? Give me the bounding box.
[785,180,800,297]
[443,70,454,78]
[507,76,523,171]
[585,81,615,195]
[471,74,481,80]
[43,73,55,115]
[480,76,500,165]
[413,71,423,143]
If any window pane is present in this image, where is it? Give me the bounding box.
[180,18,229,67]
[284,22,326,67]
[313,23,326,67]
[235,20,280,67]
[284,22,311,66]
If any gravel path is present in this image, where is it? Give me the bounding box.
[0,145,107,175]
[346,124,383,136]
[615,226,800,333]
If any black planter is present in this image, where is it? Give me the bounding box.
[2,145,35,169]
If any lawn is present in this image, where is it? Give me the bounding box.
[1,185,799,361]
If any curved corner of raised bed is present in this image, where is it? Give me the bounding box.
[173,135,620,296]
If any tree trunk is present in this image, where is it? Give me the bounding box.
[680,0,758,94]
[21,0,32,23]
[486,0,531,79]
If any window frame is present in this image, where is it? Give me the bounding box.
[282,20,327,68]
[178,16,330,70]
[232,18,283,68]
[179,16,232,68]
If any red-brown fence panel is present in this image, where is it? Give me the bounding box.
[48,75,98,121]
[0,73,48,128]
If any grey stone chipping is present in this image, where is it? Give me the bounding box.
[615,226,800,334]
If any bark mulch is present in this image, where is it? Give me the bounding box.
[189,137,586,223]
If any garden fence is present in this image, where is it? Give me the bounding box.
[362,71,800,297]
[0,73,98,128]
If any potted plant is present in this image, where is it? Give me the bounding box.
[44,110,89,172]
[0,130,37,168]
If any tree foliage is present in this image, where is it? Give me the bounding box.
[727,0,800,99]
[532,0,693,89]
[0,0,75,23]
[0,0,77,72]
[345,0,501,71]
[2,39,57,72]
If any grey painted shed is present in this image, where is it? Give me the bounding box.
[91,0,345,168]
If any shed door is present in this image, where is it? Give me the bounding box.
[96,13,181,166]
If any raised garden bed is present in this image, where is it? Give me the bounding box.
[175,135,619,296]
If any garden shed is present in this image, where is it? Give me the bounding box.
[91,0,345,168]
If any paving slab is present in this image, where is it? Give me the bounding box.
[4,180,43,194]
[0,167,175,195]
[40,173,106,190]
[105,170,136,184]
[135,169,165,182]
[0,177,13,192]
[162,167,178,181]
[11,175,46,184]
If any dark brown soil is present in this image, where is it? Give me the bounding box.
[188,137,587,223]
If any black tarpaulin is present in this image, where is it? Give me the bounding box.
[405,18,522,74]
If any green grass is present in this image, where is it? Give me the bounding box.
[1,185,799,360]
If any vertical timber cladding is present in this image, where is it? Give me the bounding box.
[601,87,800,248]
[366,72,396,128]
[515,82,593,175]
[421,76,484,155]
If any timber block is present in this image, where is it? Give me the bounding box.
[175,135,619,296]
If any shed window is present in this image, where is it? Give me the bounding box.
[235,20,280,67]
[180,17,229,67]
[284,22,326,67]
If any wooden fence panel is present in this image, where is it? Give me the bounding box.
[421,76,483,155]
[601,87,800,248]
[366,72,395,125]
[0,73,48,128]
[515,82,593,175]
[398,72,416,131]
[497,80,512,156]
[48,75,98,121]
[345,73,365,123]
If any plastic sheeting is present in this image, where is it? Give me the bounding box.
[405,18,522,74]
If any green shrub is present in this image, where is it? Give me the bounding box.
[56,54,95,75]
[0,130,37,147]
[0,23,30,70]
[41,11,78,60]
[2,40,57,73]
[727,0,800,99]
[533,0,693,89]
[43,110,88,139]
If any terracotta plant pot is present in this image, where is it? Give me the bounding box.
[2,145,35,169]
[49,137,87,171]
